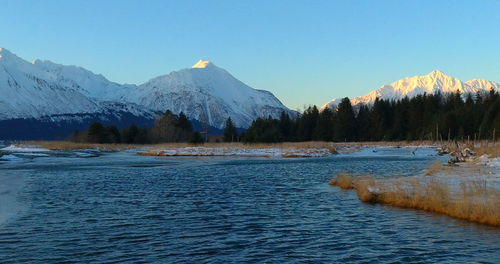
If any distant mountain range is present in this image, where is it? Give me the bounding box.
[0,48,293,139]
[321,70,500,110]
[4,47,498,140]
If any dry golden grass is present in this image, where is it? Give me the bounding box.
[425,162,447,176]
[328,172,355,189]
[26,141,141,152]
[354,177,378,202]
[329,173,500,227]
[438,140,499,158]
[474,142,500,158]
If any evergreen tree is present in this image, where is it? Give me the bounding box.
[223,117,238,142]
[314,107,334,141]
[107,126,121,143]
[243,117,281,143]
[278,111,291,141]
[189,131,205,144]
[297,106,319,141]
[122,124,139,143]
[178,112,192,132]
[334,98,356,141]
[481,91,500,140]
[87,122,107,143]
[356,104,370,141]
[391,97,410,140]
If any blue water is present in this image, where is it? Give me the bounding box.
[0,148,499,263]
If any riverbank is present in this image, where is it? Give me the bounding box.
[4,140,494,160]
[328,144,500,227]
[1,140,440,158]
[25,141,140,152]
[1,140,440,161]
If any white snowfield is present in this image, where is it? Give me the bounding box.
[322,70,500,110]
[0,49,293,128]
[141,146,334,158]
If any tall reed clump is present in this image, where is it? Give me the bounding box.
[328,172,355,189]
[328,173,500,226]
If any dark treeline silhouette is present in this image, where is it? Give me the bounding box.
[71,90,499,144]
[72,111,204,144]
[242,90,500,143]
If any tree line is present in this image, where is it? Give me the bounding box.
[72,89,499,144]
[73,110,241,144]
[242,89,500,143]
[72,111,204,144]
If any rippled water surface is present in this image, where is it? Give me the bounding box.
[0,148,499,263]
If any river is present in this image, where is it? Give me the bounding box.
[0,147,498,263]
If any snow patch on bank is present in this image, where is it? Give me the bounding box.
[477,155,500,168]
[1,144,50,152]
[338,146,437,157]
[140,147,334,158]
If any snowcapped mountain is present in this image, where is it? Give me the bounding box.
[0,48,293,139]
[0,48,157,139]
[124,60,294,128]
[0,48,101,120]
[321,70,500,110]
[0,48,153,119]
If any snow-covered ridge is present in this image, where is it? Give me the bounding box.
[0,49,106,120]
[0,48,292,128]
[322,70,500,110]
[32,59,135,100]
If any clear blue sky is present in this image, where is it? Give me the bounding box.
[2,0,500,110]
